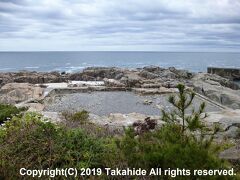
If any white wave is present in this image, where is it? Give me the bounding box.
[65,66,85,73]
[135,62,144,65]
[24,66,39,69]
[0,67,16,71]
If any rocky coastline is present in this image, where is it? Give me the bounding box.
[0,66,240,162]
[0,66,239,107]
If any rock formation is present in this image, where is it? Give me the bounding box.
[0,83,44,104]
[0,71,67,88]
[192,73,240,109]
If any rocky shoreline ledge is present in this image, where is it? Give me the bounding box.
[0,66,240,162]
[0,66,239,108]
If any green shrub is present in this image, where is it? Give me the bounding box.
[72,110,89,122]
[62,110,89,123]
[101,125,235,179]
[62,110,119,138]
[0,104,26,124]
[0,112,104,179]
[103,84,234,179]
[107,125,228,178]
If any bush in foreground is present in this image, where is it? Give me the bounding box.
[0,104,26,124]
[104,125,230,179]
[0,112,104,179]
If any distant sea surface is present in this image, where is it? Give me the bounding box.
[0,51,240,73]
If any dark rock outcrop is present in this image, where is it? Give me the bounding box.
[143,66,163,72]
[208,67,240,81]
[69,67,124,81]
[168,67,194,79]
[139,70,159,79]
[0,71,67,87]
[133,117,157,135]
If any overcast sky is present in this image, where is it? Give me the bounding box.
[0,0,240,51]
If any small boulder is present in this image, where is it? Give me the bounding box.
[139,70,159,79]
[133,117,157,135]
[143,66,163,73]
[224,126,240,139]
[143,99,153,105]
[169,67,193,79]
[120,73,142,87]
[103,78,125,87]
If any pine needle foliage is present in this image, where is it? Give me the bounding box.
[162,84,220,145]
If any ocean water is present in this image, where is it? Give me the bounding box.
[0,51,240,73]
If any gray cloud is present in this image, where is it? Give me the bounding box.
[0,0,239,51]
